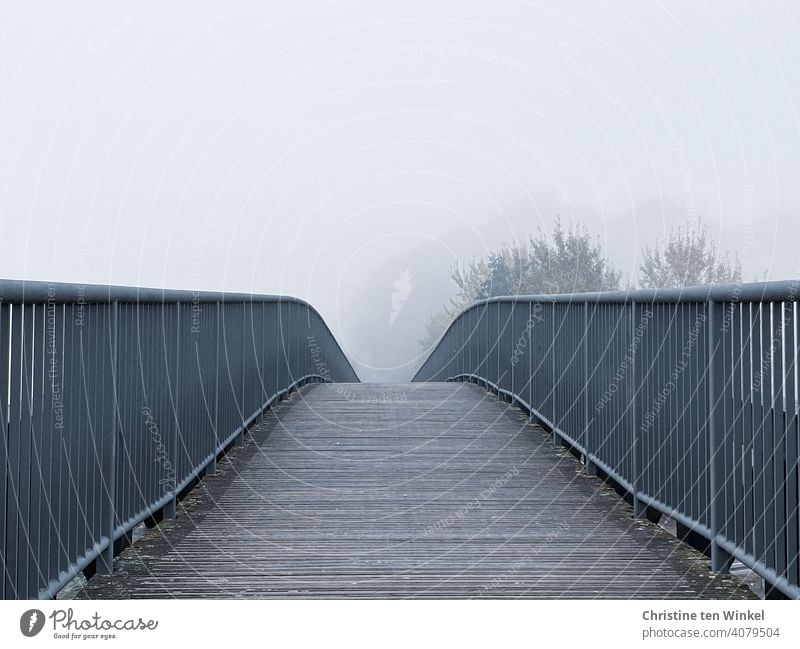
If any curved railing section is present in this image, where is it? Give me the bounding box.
[0,280,358,599]
[414,280,800,599]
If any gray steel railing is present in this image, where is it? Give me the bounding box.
[413,280,800,599]
[0,279,358,599]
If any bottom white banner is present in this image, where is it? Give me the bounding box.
[0,600,797,648]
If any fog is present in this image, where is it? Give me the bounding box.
[2,1,799,381]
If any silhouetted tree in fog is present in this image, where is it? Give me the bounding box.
[419,217,620,351]
[476,253,512,299]
[638,217,742,289]
[525,218,621,294]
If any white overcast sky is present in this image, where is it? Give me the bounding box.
[1,1,799,379]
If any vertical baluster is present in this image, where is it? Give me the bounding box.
[786,301,799,587]
[774,302,790,583]
[98,301,118,575]
[164,302,179,520]
[708,299,734,571]
[759,303,775,571]
[629,301,643,517]
[0,302,8,599]
[32,303,49,594]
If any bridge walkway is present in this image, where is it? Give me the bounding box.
[78,382,753,598]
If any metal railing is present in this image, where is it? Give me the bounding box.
[414,280,800,599]
[0,279,358,599]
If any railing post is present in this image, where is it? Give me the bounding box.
[98,300,118,575]
[630,301,644,517]
[707,299,733,572]
[163,301,179,520]
[496,301,501,393]
[206,301,220,475]
[235,300,246,446]
[509,304,514,399]
[552,303,558,447]
[584,301,597,476]
[0,301,7,599]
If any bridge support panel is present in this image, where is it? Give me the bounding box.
[677,522,711,557]
[163,497,177,520]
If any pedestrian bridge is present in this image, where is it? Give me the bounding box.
[0,279,798,599]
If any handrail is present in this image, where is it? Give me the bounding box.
[414,279,800,599]
[0,278,328,304]
[0,279,358,599]
[431,279,800,343]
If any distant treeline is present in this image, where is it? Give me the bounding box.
[420,216,742,349]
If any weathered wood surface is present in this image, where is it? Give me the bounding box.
[79,382,753,598]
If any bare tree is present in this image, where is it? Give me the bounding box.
[418,258,487,351]
[448,257,489,312]
[638,217,742,289]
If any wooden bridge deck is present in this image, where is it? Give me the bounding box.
[78,382,753,599]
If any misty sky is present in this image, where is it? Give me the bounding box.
[2,1,799,381]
